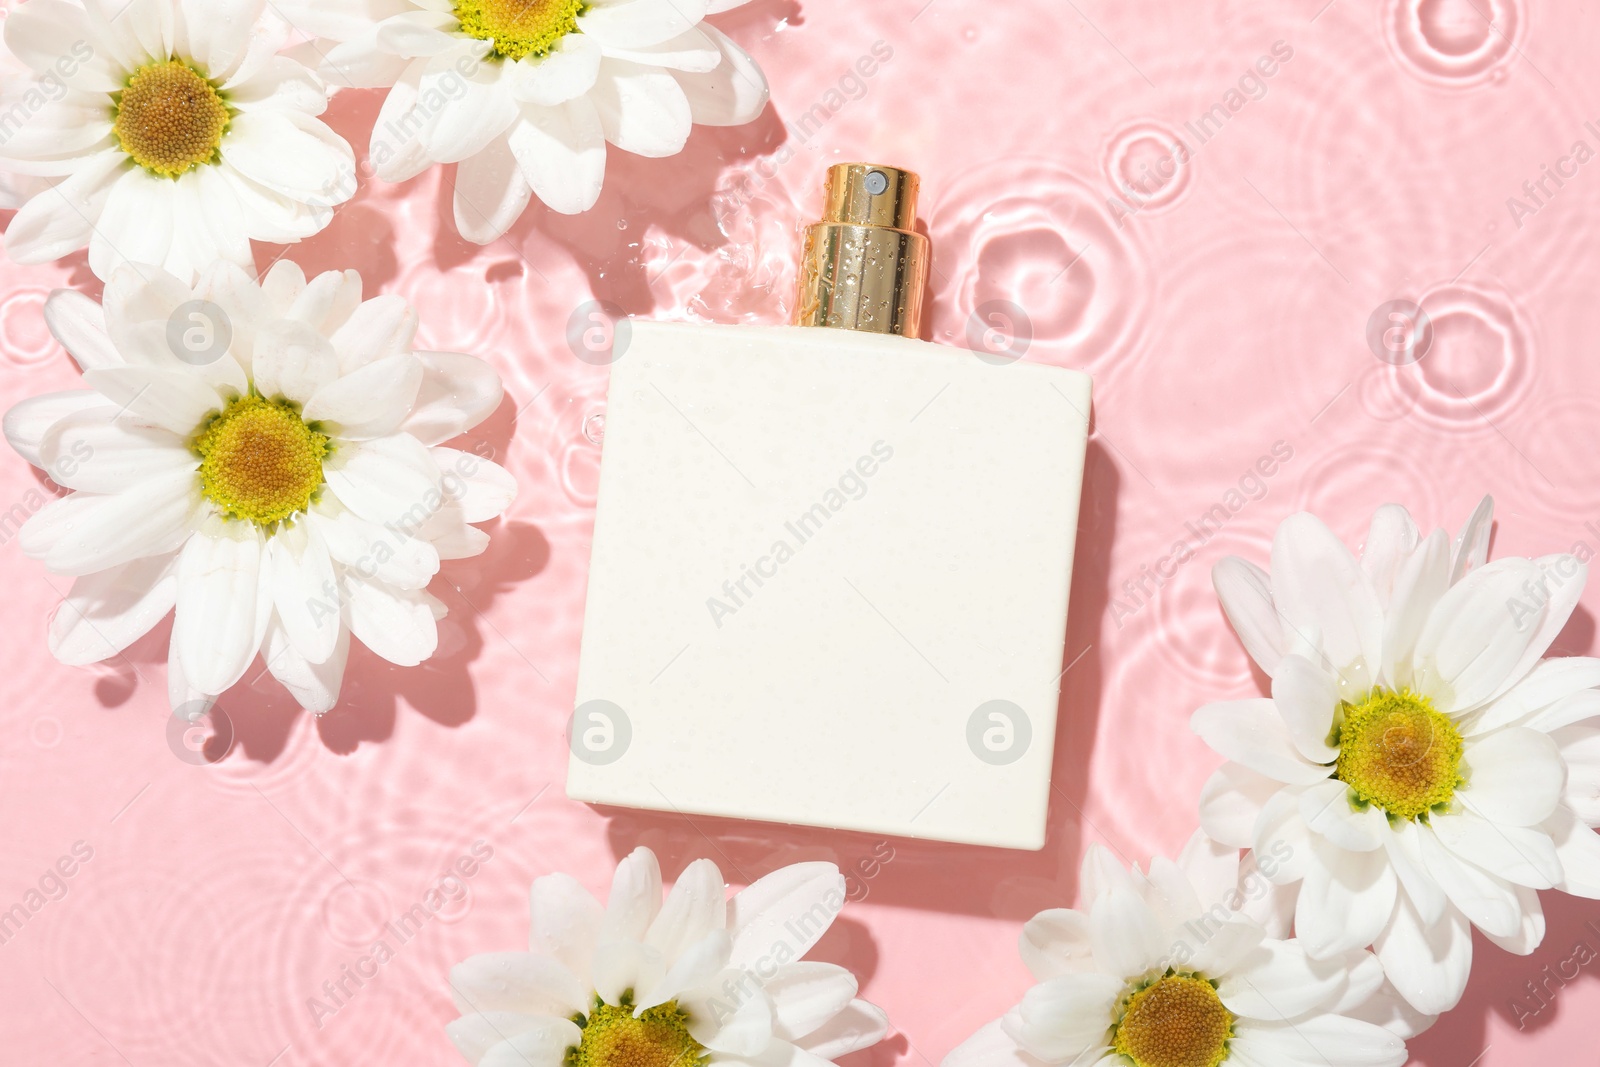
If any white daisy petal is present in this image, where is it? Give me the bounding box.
[3,389,104,467]
[764,962,857,1042]
[1381,820,1446,925]
[1479,882,1544,956]
[1251,789,1315,884]
[793,998,889,1060]
[453,131,534,244]
[287,269,363,334]
[303,353,424,439]
[446,1013,578,1067]
[1079,843,1138,903]
[252,319,340,404]
[48,552,177,666]
[1192,699,1332,786]
[1019,908,1094,981]
[603,846,664,943]
[591,58,691,157]
[1430,808,1561,889]
[330,295,418,374]
[605,25,721,72]
[1088,889,1164,978]
[1294,838,1396,959]
[372,8,460,56]
[324,30,417,89]
[324,432,441,528]
[6,151,126,265]
[173,522,268,695]
[1299,780,1386,853]
[1271,512,1383,686]
[435,448,517,522]
[1451,494,1494,582]
[943,1018,1052,1067]
[509,97,607,216]
[590,940,665,1006]
[83,364,227,435]
[510,32,602,105]
[1360,504,1418,608]
[578,0,710,49]
[1380,527,1450,690]
[1230,1015,1406,1067]
[222,110,356,202]
[637,928,730,1009]
[3,0,121,91]
[1213,556,1284,677]
[1175,829,1241,913]
[1006,974,1121,1062]
[479,1026,582,1067]
[645,857,726,960]
[1217,939,1345,1022]
[308,504,440,590]
[669,25,768,126]
[1411,557,1543,711]
[1470,656,1600,735]
[1499,554,1589,697]
[343,573,440,665]
[369,59,438,181]
[267,522,340,664]
[40,405,193,493]
[20,470,200,575]
[1372,893,1471,1015]
[448,952,588,1017]
[91,169,182,281]
[727,862,844,970]
[530,873,605,982]
[262,617,349,713]
[1524,687,1600,733]
[421,52,520,163]
[44,289,121,372]
[1557,724,1600,823]
[166,619,216,721]
[420,502,491,559]
[1415,822,1522,938]
[1545,804,1600,898]
[1459,726,1565,827]
[402,350,504,445]
[1272,654,1340,763]
[682,965,771,1054]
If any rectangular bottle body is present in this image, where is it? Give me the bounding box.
[569,320,1091,849]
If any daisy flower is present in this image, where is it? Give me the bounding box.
[446,847,889,1067]
[1193,497,1600,1014]
[0,0,355,283]
[943,832,1409,1067]
[278,0,769,243]
[2,260,514,717]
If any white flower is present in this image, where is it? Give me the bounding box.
[446,847,889,1067]
[1193,496,1600,1015]
[942,832,1408,1067]
[2,261,514,718]
[278,0,769,243]
[0,0,355,283]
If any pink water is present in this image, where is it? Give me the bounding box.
[1,0,1597,1063]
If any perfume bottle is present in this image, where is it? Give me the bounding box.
[569,164,1092,850]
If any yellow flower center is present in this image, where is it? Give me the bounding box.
[1111,975,1234,1067]
[1334,688,1464,821]
[454,0,585,60]
[568,997,706,1067]
[113,59,230,178]
[193,395,330,527]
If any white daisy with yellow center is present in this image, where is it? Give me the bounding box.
[943,833,1409,1067]
[0,0,355,283]
[276,0,768,243]
[1194,498,1600,1016]
[2,260,514,718]
[446,848,889,1067]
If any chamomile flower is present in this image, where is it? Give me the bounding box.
[1194,497,1600,1015]
[0,0,354,282]
[943,832,1408,1067]
[2,261,514,717]
[446,847,889,1067]
[278,0,769,243]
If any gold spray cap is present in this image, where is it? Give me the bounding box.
[795,163,930,337]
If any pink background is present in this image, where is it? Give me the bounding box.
[1,0,1597,1063]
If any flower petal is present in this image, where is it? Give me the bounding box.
[3,0,121,91]
[943,1018,1052,1067]
[448,952,588,1016]
[309,503,439,590]
[793,999,888,1060]
[20,470,200,575]
[603,846,663,943]
[1271,512,1383,686]
[478,1024,582,1067]
[173,522,269,694]
[263,617,348,713]
[6,151,126,266]
[1545,804,1600,898]
[48,552,177,666]
[402,351,504,445]
[727,862,845,970]
[1459,726,1565,827]
[82,364,228,436]
[1470,656,1600,735]
[529,872,605,982]
[509,97,607,216]
[303,353,424,439]
[1230,1014,1406,1067]
[267,522,340,663]
[343,572,439,665]
[44,289,121,372]
[1192,699,1332,786]
[510,32,601,106]
[578,0,709,49]
[1381,820,1446,926]
[452,131,533,244]
[1451,494,1494,583]
[669,25,768,126]
[645,857,726,960]
[1213,556,1284,677]
[1478,882,1544,956]
[1299,780,1386,853]
[324,432,441,528]
[1416,822,1522,938]
[590,59,691,157]
[435,448,516,522]
[252,319,340,405]
[329,295,418,374]
[4,389,103,467]
[1005,974,1121,1063]
[1088,888,1164,978]
[1294,837,1396,958]
[1380,528,1450,690]
[1361,504,1418,609]
[446,1014,579,1067]
[1217,939,1345,1022]
[1272,654,1341,763]
[1019,908,1093,981]
[1411,557,1544,712]
[1430,808,1561,889]
[1372,893,1470,1015]
[40,405,193,493]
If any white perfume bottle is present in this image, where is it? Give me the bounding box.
[569,164,1092,849]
